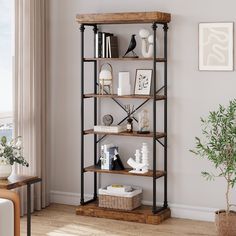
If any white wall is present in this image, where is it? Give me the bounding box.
[48,0,236,221]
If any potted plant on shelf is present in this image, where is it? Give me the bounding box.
[0,136,29,179]
[191,100,236,236]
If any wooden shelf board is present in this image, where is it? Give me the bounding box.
[76,202,171,224]
[84,129,166,139]
[76,11,171,24]
[84,165,165,178]
[84,93,166,100]
[84,57,166,62]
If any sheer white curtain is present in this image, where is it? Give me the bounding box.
[14,0,49,214]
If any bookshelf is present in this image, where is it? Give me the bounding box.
[76,11,171,225]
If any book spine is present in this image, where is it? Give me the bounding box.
[98,32,102,58]
[110,36,119,58]
[95,33,98,58]
[102,32,106,58]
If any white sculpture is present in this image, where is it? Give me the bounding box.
[127,157,148,174]
[141,143,149,172]
[127,143,149,174]
[139,29,154,58]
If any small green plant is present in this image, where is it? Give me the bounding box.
[190,100,236,214]
[0,136,29,167]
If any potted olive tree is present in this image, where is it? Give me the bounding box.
[191,100,236,236]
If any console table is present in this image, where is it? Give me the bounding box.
[0,175,42,236]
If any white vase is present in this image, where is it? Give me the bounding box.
[0,164,12,179]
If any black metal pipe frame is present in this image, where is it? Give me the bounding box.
[152,22,157,214]
[163,23,168,208]
[93,24,98,200]
[80,24,85,205]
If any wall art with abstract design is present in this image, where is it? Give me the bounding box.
[199,22,234,71]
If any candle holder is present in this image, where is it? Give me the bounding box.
[125,104,134,133]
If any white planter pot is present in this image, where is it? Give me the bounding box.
[0,164,12,179]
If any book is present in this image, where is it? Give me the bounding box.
[107,185,132,193]
[97,32,102,58]
[106,36,110,58]
[95,33,98,58]
[102,32,106,58]
[94,125,126,133]
[109,36,119,58]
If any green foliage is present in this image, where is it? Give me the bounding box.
[0,136,29,167]
[190,100,236,213]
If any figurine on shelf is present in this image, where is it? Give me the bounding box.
[139,29,154,58]
[97,145,125,171]
[123,34,138,58]
[125,104,134,133]
[137,109,150,134]
[127,143,150,174]
[141,143,149,172]
[112,149,125,170]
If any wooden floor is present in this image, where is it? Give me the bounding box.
[20,204,217,236]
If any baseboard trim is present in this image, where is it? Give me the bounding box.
[50,190,217,222]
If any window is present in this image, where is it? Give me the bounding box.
[0,0,14,138]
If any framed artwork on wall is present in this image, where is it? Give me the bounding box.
[134,69,152,95]
[199,22,234,71]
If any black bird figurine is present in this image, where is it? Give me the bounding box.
[123,34,138,58]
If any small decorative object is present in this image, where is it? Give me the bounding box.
[141,143,149,172]
[134,149,141,164]
[127,157,148,174]
[99,186,142,210]
[117,72,131,96]
[138,109,150,134]
[0,136,29,179]
[99,63,113,94]
[139,29,154,58]
[111,149,125,170]
[199,22,234,71]
[190,100,236,235]
[125,105,134,133]
[102,114,113,126]
[100,144,114,170]
[123,34,138,58]
[127,143,149,174]
[97,146,125,170]
[134,69,152,95]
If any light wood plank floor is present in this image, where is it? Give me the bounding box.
[20,204,217,236]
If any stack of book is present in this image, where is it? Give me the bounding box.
[95,32,119,58]
[94,125,126,133]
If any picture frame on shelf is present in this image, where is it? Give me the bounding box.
[134,69,153,95]
[199,22,234,71]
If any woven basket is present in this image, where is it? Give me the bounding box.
[98,187,142,211]
[215,210,236,236]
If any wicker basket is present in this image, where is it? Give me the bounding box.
[98,187,142,211]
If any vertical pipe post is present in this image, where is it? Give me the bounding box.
[80,24,85,205]
[93,24,98,200]
[163,23,168,208]
[152,22,157,214]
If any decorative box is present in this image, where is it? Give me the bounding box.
[98,186,142,211]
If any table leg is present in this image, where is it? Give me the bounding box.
[27,184,31,236]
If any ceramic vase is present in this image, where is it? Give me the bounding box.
[0,163,12,179]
